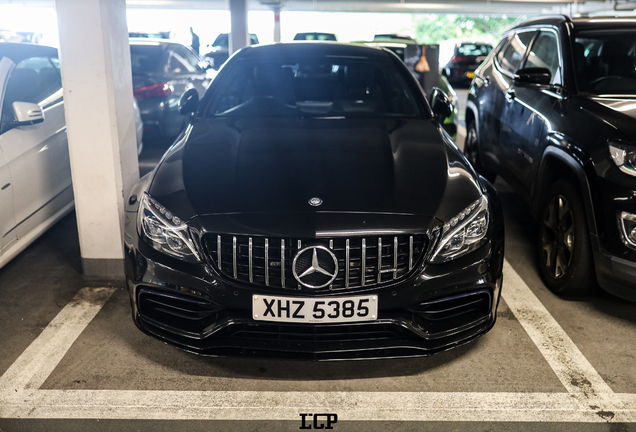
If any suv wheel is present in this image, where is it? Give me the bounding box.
[537,180,596,296]
[465,120,496,183]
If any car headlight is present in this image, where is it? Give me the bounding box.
[137,194,201,263]
[429,196,490,264]
[609,142,636,177]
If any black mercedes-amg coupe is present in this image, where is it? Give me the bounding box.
[124,42,505,360]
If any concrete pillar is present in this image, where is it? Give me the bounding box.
[55,0,139,280]
[273,7,281,43]
[229,0,249,55]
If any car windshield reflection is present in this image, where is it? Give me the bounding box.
[207,57,424,118]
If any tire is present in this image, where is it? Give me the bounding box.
[464,120,496,183]
[536,180,597,296]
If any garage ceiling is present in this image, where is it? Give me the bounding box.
[1,0,632,19]
[121,0,632,15]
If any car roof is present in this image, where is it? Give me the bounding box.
[457,41,491,46]
[512,14,636,31]
[571,16,636,30]
[128,38,186,48]
[234,42,393,62]
[0,43,58,62]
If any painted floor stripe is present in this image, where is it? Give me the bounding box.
[501,261,619,411]
[0,265,635,422]
[0,287,116,392]
[1,390,635,422]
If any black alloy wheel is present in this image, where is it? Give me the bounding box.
[464,120,496,183]
[537,180,596,296]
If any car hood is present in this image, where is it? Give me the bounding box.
[585,96,636,140]
[148,117,482,229]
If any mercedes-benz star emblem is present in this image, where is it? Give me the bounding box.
[309,197,323,207]
[292,246,339,288]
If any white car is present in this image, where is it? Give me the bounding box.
[0,43,142,269]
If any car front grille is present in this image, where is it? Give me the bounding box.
[203,234,426,291]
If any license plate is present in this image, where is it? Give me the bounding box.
[466,71,475,78]
[252,294,378,324]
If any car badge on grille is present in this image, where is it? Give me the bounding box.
[292,246,339,288]
[308,197,323,207]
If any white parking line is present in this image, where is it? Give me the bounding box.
[0,287,116,392]
[0,263,634,422]
[502,261,620,411]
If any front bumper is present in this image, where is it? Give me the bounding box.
[591,175,636,300]
[124,213,504,360]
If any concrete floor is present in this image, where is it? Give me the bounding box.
[1,91,636,431]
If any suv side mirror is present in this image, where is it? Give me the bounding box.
[429,87,452,123]
[514,67,552,86]
[179,88,199,116]
[2,101,44,133]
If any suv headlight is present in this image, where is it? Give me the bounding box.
[137,194,201,263]
[609,142,636,177]
[429,196,490,264]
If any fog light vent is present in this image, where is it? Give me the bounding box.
[619,212,636,249]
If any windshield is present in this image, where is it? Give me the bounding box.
[574,29,636,96]
[130,45,164,73]
[207,56,424,118]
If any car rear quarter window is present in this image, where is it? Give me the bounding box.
[497,31,536,74]
[207,57,425,119]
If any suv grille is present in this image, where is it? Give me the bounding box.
[203,234,426,291]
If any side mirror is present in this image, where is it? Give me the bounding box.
[514,67,551,86]
[428,87,452,123]
[13,101,44,124]
[179,88,199,116]
[1,101,44,133]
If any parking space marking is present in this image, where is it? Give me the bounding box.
[1,265,635,422]
[0,287,116,392]
[2,390,636,421]
[501,261,619,412]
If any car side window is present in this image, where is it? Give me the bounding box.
[524,31,562,85]
[1,55,62,126]
[497,31,536,74]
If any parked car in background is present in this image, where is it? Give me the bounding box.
[0,43,72,269]
[0,43,144,270]
[129,31,172,40]
[355,37,459,139]
[374,34,418,42]
[124,42,504,359]
[203,33,259,69]
[130,38,214,145]
[465,15,636,301]
[293,32,337,41]
[0,29,26,43]
[443,42,492,86]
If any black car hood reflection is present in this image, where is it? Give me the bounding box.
[585,97,636,139]
[148,117,481,224]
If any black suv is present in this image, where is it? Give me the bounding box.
[465,15,636,300]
